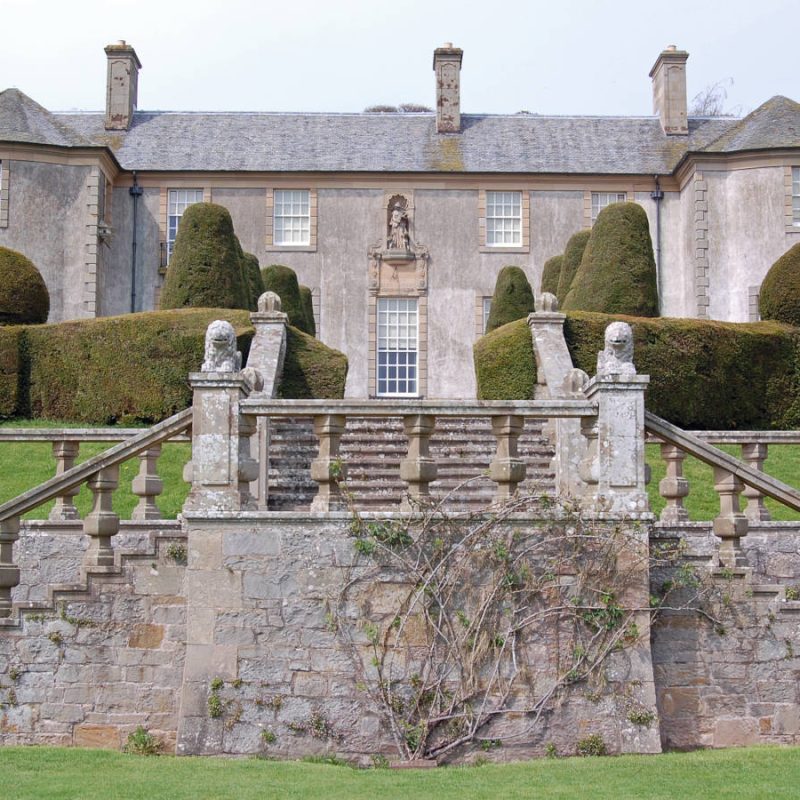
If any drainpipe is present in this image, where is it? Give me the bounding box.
[129,171,143,313]
[650,175,664,312]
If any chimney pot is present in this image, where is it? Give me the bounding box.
[433,43,463,134]
[104,41,141,131]
[649,46,689,135]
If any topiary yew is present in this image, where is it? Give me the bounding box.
[759,242,800,327]
[159,203,250,311]
[261,265,313,334]
[562,203,658,317]
[299,285,316,337]
[556,230,590,305]
[242,252,264,312]
[540,255,563,297]
[0,246,49,325]
[485,266,535,333]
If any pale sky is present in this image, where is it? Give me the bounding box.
[2,0,797,117]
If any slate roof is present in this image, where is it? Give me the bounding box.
[0,89,92,147]
[1,87,797,175]
[700,96,800,153]
[54,110,735,174]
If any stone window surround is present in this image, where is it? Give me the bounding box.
[475,294,492,338]
[787,165,800,230]
[0,160,8,228]
[589,190,628,224]
[159,186,212,270]
[478,189,530,253]
[266,187,317,252]
[584,189,628,227]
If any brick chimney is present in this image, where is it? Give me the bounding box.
[104,40,141,131]
[433,43,463,133]
[649,45,689,135]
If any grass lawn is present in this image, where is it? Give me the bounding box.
[1,421,798,521]
[2,745,799,800]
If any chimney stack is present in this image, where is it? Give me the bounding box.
[104,40,141,131]
[433,43,463,133]
[649,45,689,135]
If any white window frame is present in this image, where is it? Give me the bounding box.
[167,188,204,262]
[591,192,627,223]
[483,297,492,334]
[793,167,800,227]
[485,190,522,247]
[377,297,418,397]
[273,189,311,246]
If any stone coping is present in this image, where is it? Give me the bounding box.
[647,431,800,445]
[0,429,190,442]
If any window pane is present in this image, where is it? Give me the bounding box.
[274,189,311,245]
[377,298,418,396]
[486,191,522,246]
[167,188,204,262]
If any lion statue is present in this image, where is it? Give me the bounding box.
[596,321,636,378]
[202,319,242,372]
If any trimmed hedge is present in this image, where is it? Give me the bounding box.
[242,252,265,312]
[486,266,535,333]
[540,255,563,297]
[556,230,590,305]
[261,265,313,334]
[563,203,658,317]
[759,242,800,327]
[160,204,250,311]
[278,326,347,399]
[474,312,800,430]
[299,285,316,337]
[0,246,49,325]
[0,309,348,423]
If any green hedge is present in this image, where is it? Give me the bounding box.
[540,255,563,297]
[299,285,316,337]
[278,326,348,399]
[556,230,590,305]
[261,265,313,334]
[759,242,800,327]
[1,309,347,423]
[0,246,50,325]
[486,266,535,333]
[474,312,800,429]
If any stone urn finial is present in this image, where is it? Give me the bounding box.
[258,291,282,313]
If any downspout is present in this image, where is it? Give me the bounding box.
[650,175,664,312]
[129,171,143,313]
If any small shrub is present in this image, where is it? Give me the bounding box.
[299,285,316,337]
[785,585,800,601]
[123,726,162,756]
[0,246,49,325]
[563,203,658,317]
[278,326,348,399]
[759,242,800,327]
[540,254,563,297]
[260,730,277,745]
[242,252,265,312]
[627,708,656,727]
[556,230,590,305]
[165,543,187,565]
[160,203,250,311]
[577,734,607,756]
[473,317,535,400]
[485,266,535,333]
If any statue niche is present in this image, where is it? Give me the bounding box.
[369,194,429,295]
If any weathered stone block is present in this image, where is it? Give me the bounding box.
[73,724,120,749]
[713,717,758,747]
[128,623,165,649]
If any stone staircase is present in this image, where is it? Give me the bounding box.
[266,416,556,512]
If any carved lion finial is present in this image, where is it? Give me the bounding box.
[258,291,282,313]
[596,322,636,378]
[201,320,242,372]
[536,292,559,313]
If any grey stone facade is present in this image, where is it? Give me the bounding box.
[1,44,799,400]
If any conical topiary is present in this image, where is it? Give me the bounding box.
[562,202,658,317]
[0,246,49,324]
[759,243,800,327]
[540,254,563,297]
[485,266,535,333]
[299,285,316,337]
[556,229,591,305]
[242,252,265,312]
[260,264,312,334]
[159,203,250,310]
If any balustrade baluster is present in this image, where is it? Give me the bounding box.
[578,415,599,485]
[131,445,164,520]
[658,443,690,523]
[309,414,347,512]
[712,466,748,568]
[400,414,437,512]
[741,442,771,522]
[83,466,120,568]
[50,440,80,520]
[0,516,20,618]
[489,414,526,502]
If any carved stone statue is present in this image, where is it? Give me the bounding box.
[387,203,410,250]
[202,320,242,372]
[596,321,636,378]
